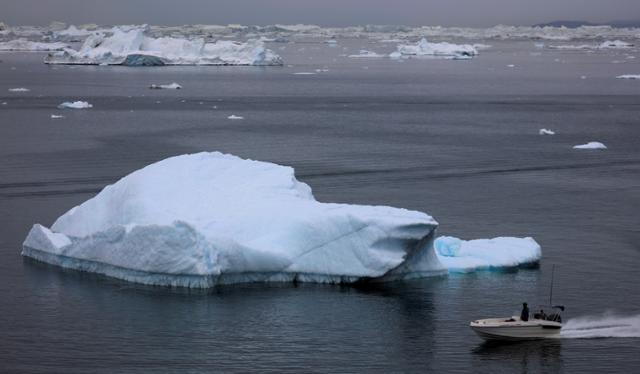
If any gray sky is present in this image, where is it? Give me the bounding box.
[2,0,640,27]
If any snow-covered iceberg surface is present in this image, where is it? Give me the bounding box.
[391,38,478,59]
[22,152,447,287]
[44,27,283,66]
[434,236,541,272]
[0,38,68,51]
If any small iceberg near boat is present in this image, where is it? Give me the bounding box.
[227,114,244,120]
[44,27,283,66]
[58,101,93,109]
[539,129,555,135]
[8,87,30,92]
[573,142,607,150]
[434,236,541,272]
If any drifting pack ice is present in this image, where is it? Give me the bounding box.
[22,152,540,288]
[0,38,68,51]
[390,38,478,59]
[44,27,283,66]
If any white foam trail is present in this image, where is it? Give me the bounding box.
[561,313,640,339]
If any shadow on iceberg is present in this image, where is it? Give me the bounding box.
[22,152,540,288]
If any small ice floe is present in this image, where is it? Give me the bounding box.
[534,42,545,49]
[315,68,329,73]
[616,75,640,80]
[599,40,633,49]
[149,82,182,89]
[573,142,607,150]
[8,87,30,92]
[293,72,316,75]
[58,101,93,109]
[50,114,65,119]
[507,64,515,68]
[348,50,384,58]
[392,38,478,59]
[580,75,587,79]
[227,114,244,120]
[325,39,338,46]
[539,129,555,135]
[473,44,492,50]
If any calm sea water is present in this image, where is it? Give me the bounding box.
[1,40,639,373]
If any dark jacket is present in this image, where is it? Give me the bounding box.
[521,306,529,321]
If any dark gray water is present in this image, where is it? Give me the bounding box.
[1,40,639,373]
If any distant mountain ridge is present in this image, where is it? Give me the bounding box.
[534,20,640,28]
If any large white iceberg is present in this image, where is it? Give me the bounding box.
[44,27,283,66]
[22,152,541,287]
[391,38,478,59]
[22,152,445,287]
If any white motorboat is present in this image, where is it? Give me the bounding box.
[470,309,563,341]
[471,265,565,341]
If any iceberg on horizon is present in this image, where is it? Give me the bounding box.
[22,152,541,288]
[391,38,478,59]
[0,38,68,51]
[44,27,283,66]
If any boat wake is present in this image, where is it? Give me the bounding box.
[560,313,640,339]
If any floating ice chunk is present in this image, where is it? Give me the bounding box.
[0,38,69,51]
[507,64,515,68]
[599,40,633,49]
[434,236,541,272]
[227,114,244,120]
[293,72,316,75]
[573,142,607,149]
[8,87,30,92]
[44,27,283,66]
[392,38,478,59]
[548,44,594,50]
[550,40,634,51]
[50,114,65,119]
[149,82,182,89]
[616,74,640,80]
[22,152,444,287]
[58,101,93,109]
[539,128,555,135]
[348,50,384,58]
[473,43,492,50]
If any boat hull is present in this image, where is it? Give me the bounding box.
[470,318,561,341]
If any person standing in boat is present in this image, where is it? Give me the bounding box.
[520,302,529,321]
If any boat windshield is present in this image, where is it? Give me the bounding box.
[533,305,564,322]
